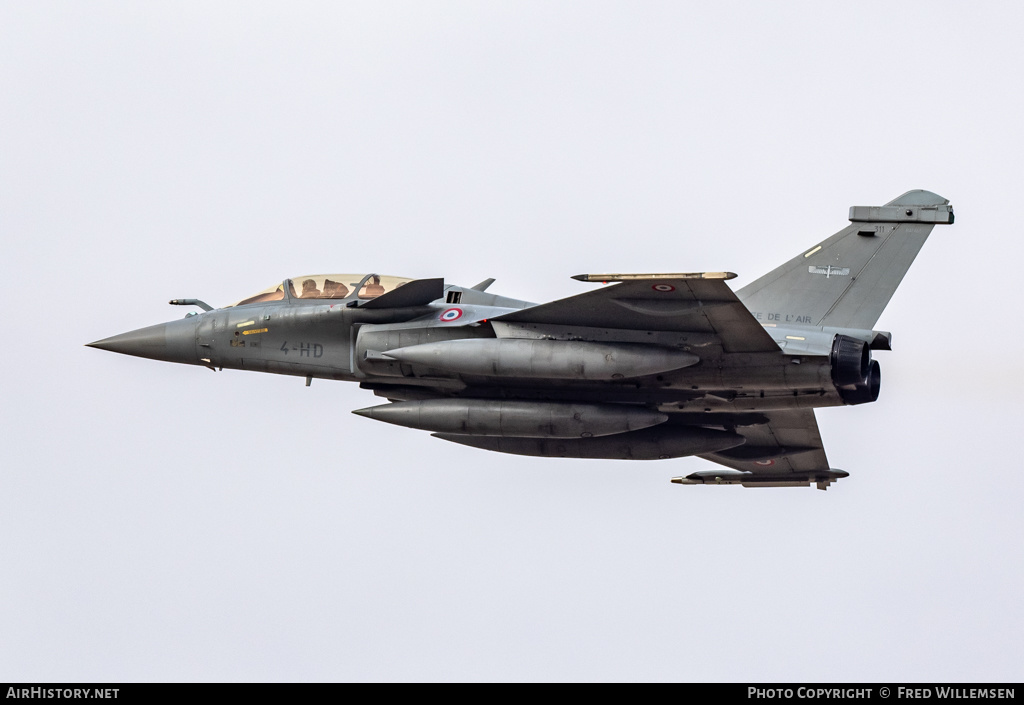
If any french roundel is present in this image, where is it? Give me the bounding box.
[754,459,776,467]
[651,283,676,293]
[439,308,463,322]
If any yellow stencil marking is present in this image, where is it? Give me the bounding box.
[236,320,256,328]
[803,246,822,258]
[242,328,268,336]
[785,335,806,341]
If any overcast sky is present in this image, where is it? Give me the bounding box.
[2,1,1022,682]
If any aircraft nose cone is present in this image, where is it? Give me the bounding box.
[87,317,198,365]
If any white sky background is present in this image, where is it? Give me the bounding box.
[2,1,1022,682]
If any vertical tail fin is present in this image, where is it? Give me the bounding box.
[737,190,953,330]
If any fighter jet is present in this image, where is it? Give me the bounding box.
[87,190,953,490]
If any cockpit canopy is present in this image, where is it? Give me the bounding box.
[229,274,414,308]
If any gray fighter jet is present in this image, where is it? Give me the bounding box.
[88,190,953,489]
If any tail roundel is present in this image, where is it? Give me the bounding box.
[737,190,953,331]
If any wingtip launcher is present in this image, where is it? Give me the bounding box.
[571,272,738,283]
